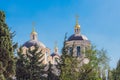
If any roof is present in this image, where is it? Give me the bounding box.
[51,53,60,57]
[68,34,88,41]
[22,40,46,48]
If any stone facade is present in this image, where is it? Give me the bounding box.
[65,40,90,57]
[19,18,90,65]
[20,27,60,65]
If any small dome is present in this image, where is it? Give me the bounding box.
[68,34,88,41]
[31,31,37,35]
[75,24,80,29]
[22,40,46,48]
[51,53,59,57]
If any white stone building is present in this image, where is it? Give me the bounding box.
[21,28,60,65]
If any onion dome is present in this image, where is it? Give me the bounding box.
[75,23,80,29]
[67,16,88,41]
[31,31,37,35]
[68,34,88,41]
[22,27,46,48]
[22,40,46,48]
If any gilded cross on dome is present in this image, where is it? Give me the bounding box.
[31,22,37,36]
[54,41,58,53]
[54,41,57,48]
[74,15,80,34]
[76,15,79,25]
[32,22,36,32]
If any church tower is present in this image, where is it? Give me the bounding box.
[51,42,60,65]
[65,16,91,57]
[22,25,51,65]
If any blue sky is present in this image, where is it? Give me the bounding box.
[0,0,120,68]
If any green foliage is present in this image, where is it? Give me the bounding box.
[0,11,16,80]
[115,59,120,79]
[59,34,109,80]
[76,47,110,80]
[111,59,120,80]
[16,47,30,80]
[0,62,5,80]
[77,46,102,80]
[60,55,79,80]
[60,34,79,80]
[107,68,113,80]
[46,62,59,80]
[16,46,45,80]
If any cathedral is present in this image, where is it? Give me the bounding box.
[20,17,90,65]
[21,27,60,65]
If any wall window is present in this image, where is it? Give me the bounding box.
[77,46,80,56]
[33,35,35,40]
[68,47,72,55]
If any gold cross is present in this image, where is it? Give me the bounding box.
[54,41,58,48]
[32,22,36,27]
[32,22,35,32]
[76,15,79,24]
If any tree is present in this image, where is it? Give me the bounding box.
[97,49,110,80]
[0,11,16,80]
[111,59,120,80]
[59,34,79,80]
[16,46,45,80]
[107,68,113,80]
[16,47,30,80]
[46,62,59,80]
[60,54,79,80]
[0,62,5,80]
[77,46,102,80]
[115,59,120,79]
[59,34,109,80]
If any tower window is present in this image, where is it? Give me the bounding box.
[33,35,35,40]
[77,46,80,56]
[69,47,72,55]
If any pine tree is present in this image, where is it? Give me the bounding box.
[0,62,5,80]
[0,11,16,80]
[16,46,45,80]
[47,62,53,80]
[46,62,59,80]
[16,47,30,80]
[59,34,79,80]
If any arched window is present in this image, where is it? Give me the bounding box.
[77,46,80,56]
[33,35,35,40]
[68,47,72,55]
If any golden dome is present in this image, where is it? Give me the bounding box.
[31,31,37,35]
[75,23,80,29]
[31,27,37,35]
